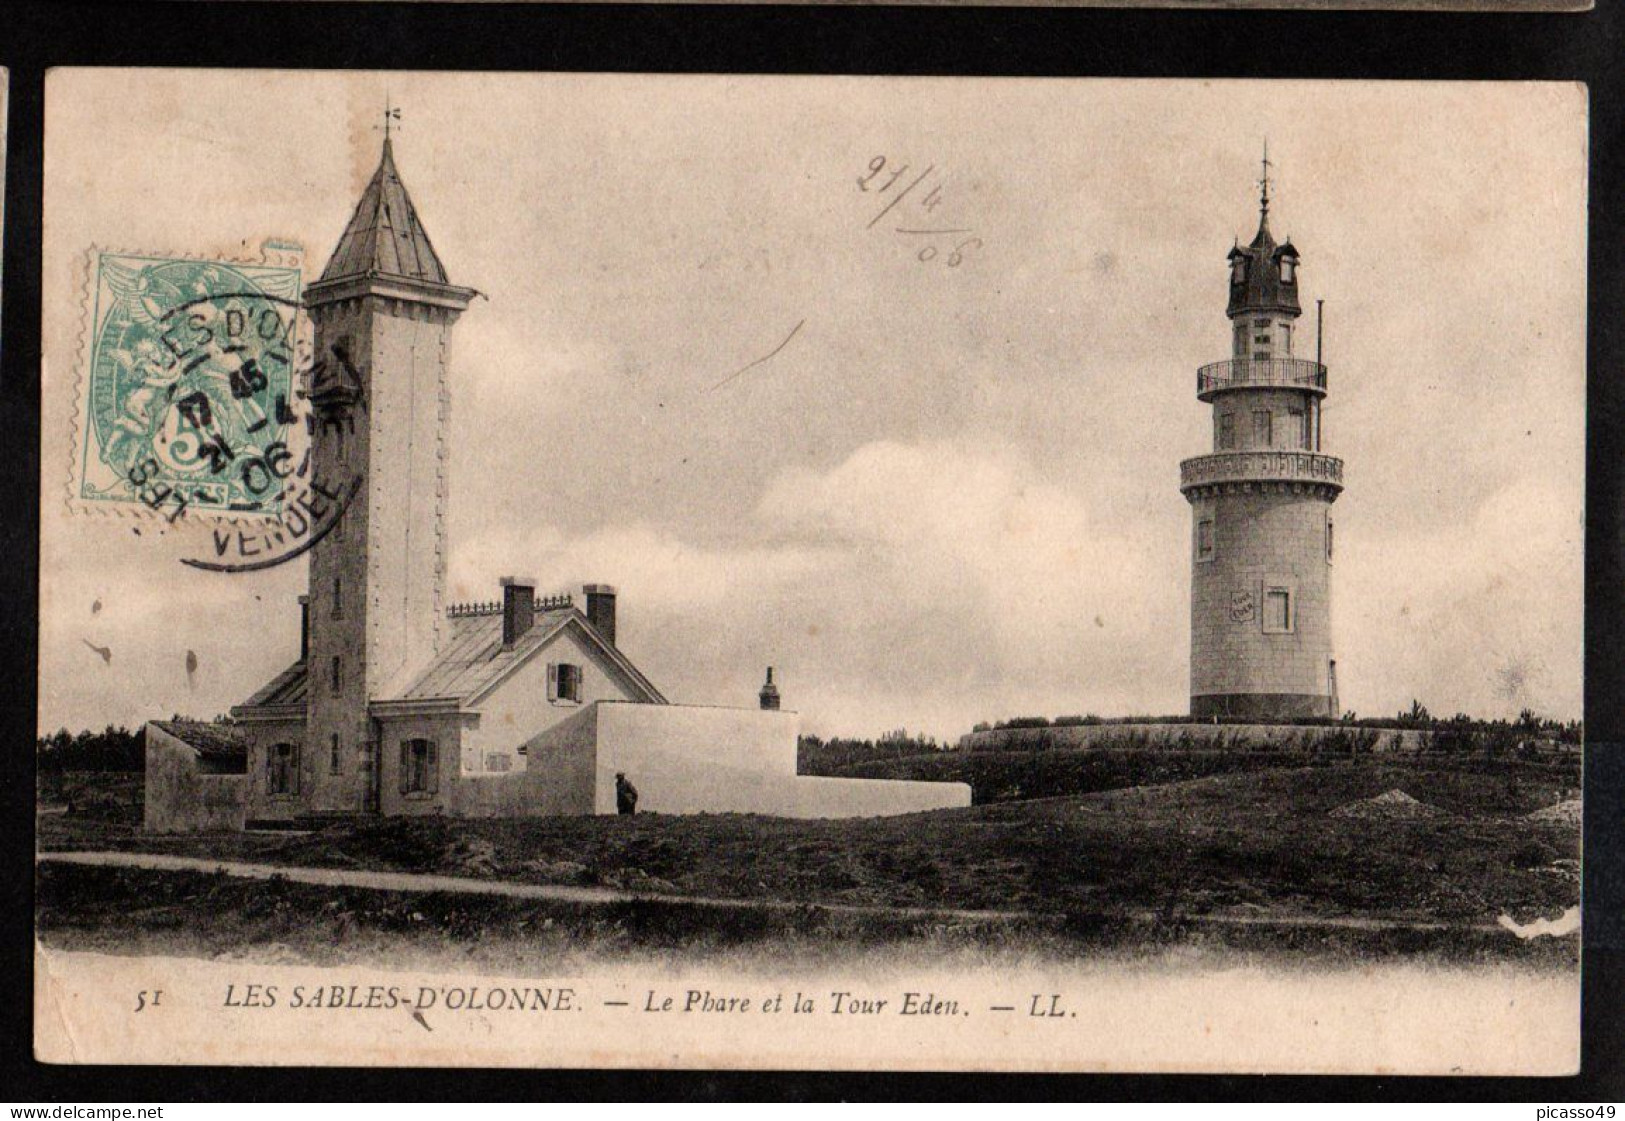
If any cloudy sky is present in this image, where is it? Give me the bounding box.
[40,72,1586,739]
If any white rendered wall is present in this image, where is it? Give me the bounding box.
[586,702,970,818]
[459,625,650,774]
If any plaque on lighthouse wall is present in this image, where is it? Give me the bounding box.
[32,70,1587,1076]
[1229,589,1257,624]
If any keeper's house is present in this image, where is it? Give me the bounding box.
[145,136,967,830]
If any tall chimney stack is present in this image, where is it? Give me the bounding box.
[759,666,781,711]
[298,595,310,661]
[584,584,617,646]
[500,577,537,649]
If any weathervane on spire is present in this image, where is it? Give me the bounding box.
[380,98,401,143]
[1259,139,1273,217]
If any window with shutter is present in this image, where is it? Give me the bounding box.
[558,663,582,703]
[547,662,558,702]
[401,738,437,795]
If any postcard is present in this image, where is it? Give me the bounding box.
[35,70,1585,1073]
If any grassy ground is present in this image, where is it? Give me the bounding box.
[34,862,1577,973]
[38,759,1579,947]
[818,746,1579,805]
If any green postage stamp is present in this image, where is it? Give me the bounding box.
[70,246,307,521]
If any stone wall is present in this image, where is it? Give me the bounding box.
[957,722,1431,754]
[144,725,246,833]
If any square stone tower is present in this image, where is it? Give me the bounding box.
[1180,156,1343,720]
[299,136,476,814]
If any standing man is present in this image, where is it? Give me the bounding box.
[615,772,639,816]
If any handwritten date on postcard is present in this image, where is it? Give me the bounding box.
[856,155,983,268]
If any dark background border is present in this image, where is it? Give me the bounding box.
[2,0,1620,1101]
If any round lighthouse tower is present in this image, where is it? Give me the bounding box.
[1181,159,1344,720]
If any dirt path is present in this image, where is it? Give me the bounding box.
[35,850,1029,922]
[37,850,1528,935]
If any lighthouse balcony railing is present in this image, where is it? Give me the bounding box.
[1180,450,1344,492]
[1197,357,1327,400]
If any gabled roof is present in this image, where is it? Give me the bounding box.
[150,720,248,767]
[398,607,667,707]
[318,138,451,286]
[234,606,666,716]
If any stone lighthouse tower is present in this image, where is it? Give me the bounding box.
[300,135,476,814]
[1180,156,1344,720]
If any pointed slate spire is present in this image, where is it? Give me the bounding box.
[318,137,451,286]
[1252,139,1274,248]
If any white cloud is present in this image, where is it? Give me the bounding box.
[452,437,1187,740]
[1337,475,1582,721]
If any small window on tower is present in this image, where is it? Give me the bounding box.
[332,575,343,619]
[1327,519,1335,562]
[1282,323,1293,354]
[1281,257,1297,283]
[1232,258,1245,284]
[1253,410,1272,446]
[330,733,342,775]
[1289,408,1307,448]
[1263,587,1294,634]
[1218,413,1236,450]
[1197,519,1215,561]
[330,655,342,695]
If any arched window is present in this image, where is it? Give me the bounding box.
[1281,256,1297,283]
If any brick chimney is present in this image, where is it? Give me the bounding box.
[759,666,781,711]
[584,584,617,646]
[501,577,537,649]
[298,595,310,661]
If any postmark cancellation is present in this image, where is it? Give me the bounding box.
[69,244,308,525]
